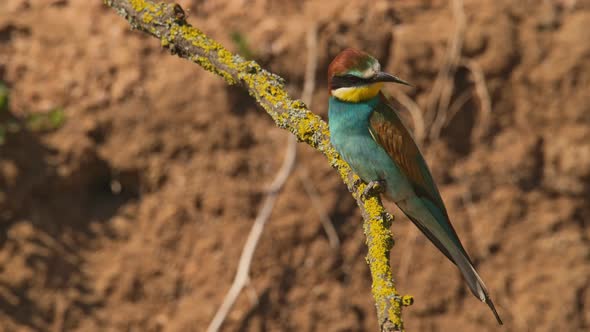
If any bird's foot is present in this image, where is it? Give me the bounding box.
[362,180,386,199]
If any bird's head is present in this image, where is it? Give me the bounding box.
[328,48,410,102]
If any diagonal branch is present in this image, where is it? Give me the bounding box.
[104,0,412,330]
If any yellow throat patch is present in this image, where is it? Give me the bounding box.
[331,83,383,102]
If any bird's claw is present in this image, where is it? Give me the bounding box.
[362,180,386,199]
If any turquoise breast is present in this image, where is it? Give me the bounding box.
[328,96,413,201]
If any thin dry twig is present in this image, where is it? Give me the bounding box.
[301,23,318,107]
[431,59,491,142]
[207,25,321,332]
[427,0,466,140]
[462,60,492,141]
[445,89,472,125]
[51,296,66,332]
[298,167,340,249]
[390,89,426,144]
[206,134,296,332]
[423,1,491,142]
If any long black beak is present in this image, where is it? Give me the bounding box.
[373,72,412,86]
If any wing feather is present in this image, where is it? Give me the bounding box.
[368,93,445,210]
[368,93,465,256]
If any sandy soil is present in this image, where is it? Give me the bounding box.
[1,0,589,331]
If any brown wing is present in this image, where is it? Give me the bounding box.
[369,93,445,210]
[369,93,463,263]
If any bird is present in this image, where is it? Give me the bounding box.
[327,48,502,325]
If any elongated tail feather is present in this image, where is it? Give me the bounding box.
[400,199,503,325]
[452,247,504,325]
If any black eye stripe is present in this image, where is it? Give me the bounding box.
[331,74,373,89]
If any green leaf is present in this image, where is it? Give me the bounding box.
[230,31,254,60]
[0,82,9,113]
[25,107,66,132]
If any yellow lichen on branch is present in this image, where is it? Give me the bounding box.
[104,0,412,330]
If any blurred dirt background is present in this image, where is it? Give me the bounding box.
[1,0,589,331]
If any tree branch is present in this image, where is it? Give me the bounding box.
[104,0,412,330]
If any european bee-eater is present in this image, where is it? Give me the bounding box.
[327,48,502,325]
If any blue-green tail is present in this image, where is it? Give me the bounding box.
[402,198,503,325]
